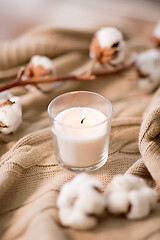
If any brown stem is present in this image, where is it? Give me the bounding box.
[87,59,97,76]
[22,74,95,84]
[0,62,133,93]
[0,67,25,92]
[0,79,20,92]
[17,67,25,81]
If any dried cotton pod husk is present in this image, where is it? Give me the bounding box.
[90,27,125,66]
[0,91,22,134]
[57,173,106,230]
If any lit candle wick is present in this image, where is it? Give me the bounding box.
[81,118,85,124]
[81,109,87,124]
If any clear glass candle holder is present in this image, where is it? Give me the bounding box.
[48,91,113,172]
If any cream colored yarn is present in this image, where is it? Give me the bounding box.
[0,25,160,240]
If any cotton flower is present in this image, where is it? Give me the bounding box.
[106,190,129,215]
[105,174,158,220]
[25,55,56,92]
[57,173,106,230]
[59,208,97,230]
[0,91,22,134]
[107,174,146,192]
[0,91,12,103]
[90,27,125,65]
[152,21,160,47]
[136,49,160,92]
[127,187,158,220]
[31,55,53,71]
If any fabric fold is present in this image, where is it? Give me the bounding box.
[0,27,92,79]
[139,88,160,190]
[0,24,160,240]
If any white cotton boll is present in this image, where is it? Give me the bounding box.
[96,27,123,48]
[57,181,78,209]
[90,27,125,65]
[105,174,158,220]
[127,187,158,220]
[59,207,72,227]
[57,173,104,211]
[136,49,160,76]
[31,55,56,93]
[140,187,158,209]
[127,190,150,220]
[57,173,105,230]
[106,190,129,215]
[75,187,106,215]
[57,174,91,209]
[72,173,91,186]
[123,174,147,190]
[136,49,160,90]
[59,208,97,230]
[79,178,103,195]
[153,21,160,39]
[71,173,103,195]
[0,91,12,104]
[31,55,53,70]
[96,27,125,65]
[107,174,146,192]
[0,96,22,134]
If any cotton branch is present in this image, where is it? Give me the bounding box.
[0,62,133,93]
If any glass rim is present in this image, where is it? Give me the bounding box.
[48,91,113,129]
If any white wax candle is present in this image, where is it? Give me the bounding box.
[52,107,108,168]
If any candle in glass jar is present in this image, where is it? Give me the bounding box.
[52,107,108,168]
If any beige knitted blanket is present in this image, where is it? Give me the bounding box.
[0,26,160,240]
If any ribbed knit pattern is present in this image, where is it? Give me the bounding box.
[139,88,160,190]
[0,26,160,240]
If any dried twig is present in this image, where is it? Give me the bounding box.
[86,59,97,76]
[0,62,133,93]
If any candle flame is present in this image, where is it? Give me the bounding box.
[81,109,87,124]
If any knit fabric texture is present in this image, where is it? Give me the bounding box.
[0,26,160,240]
